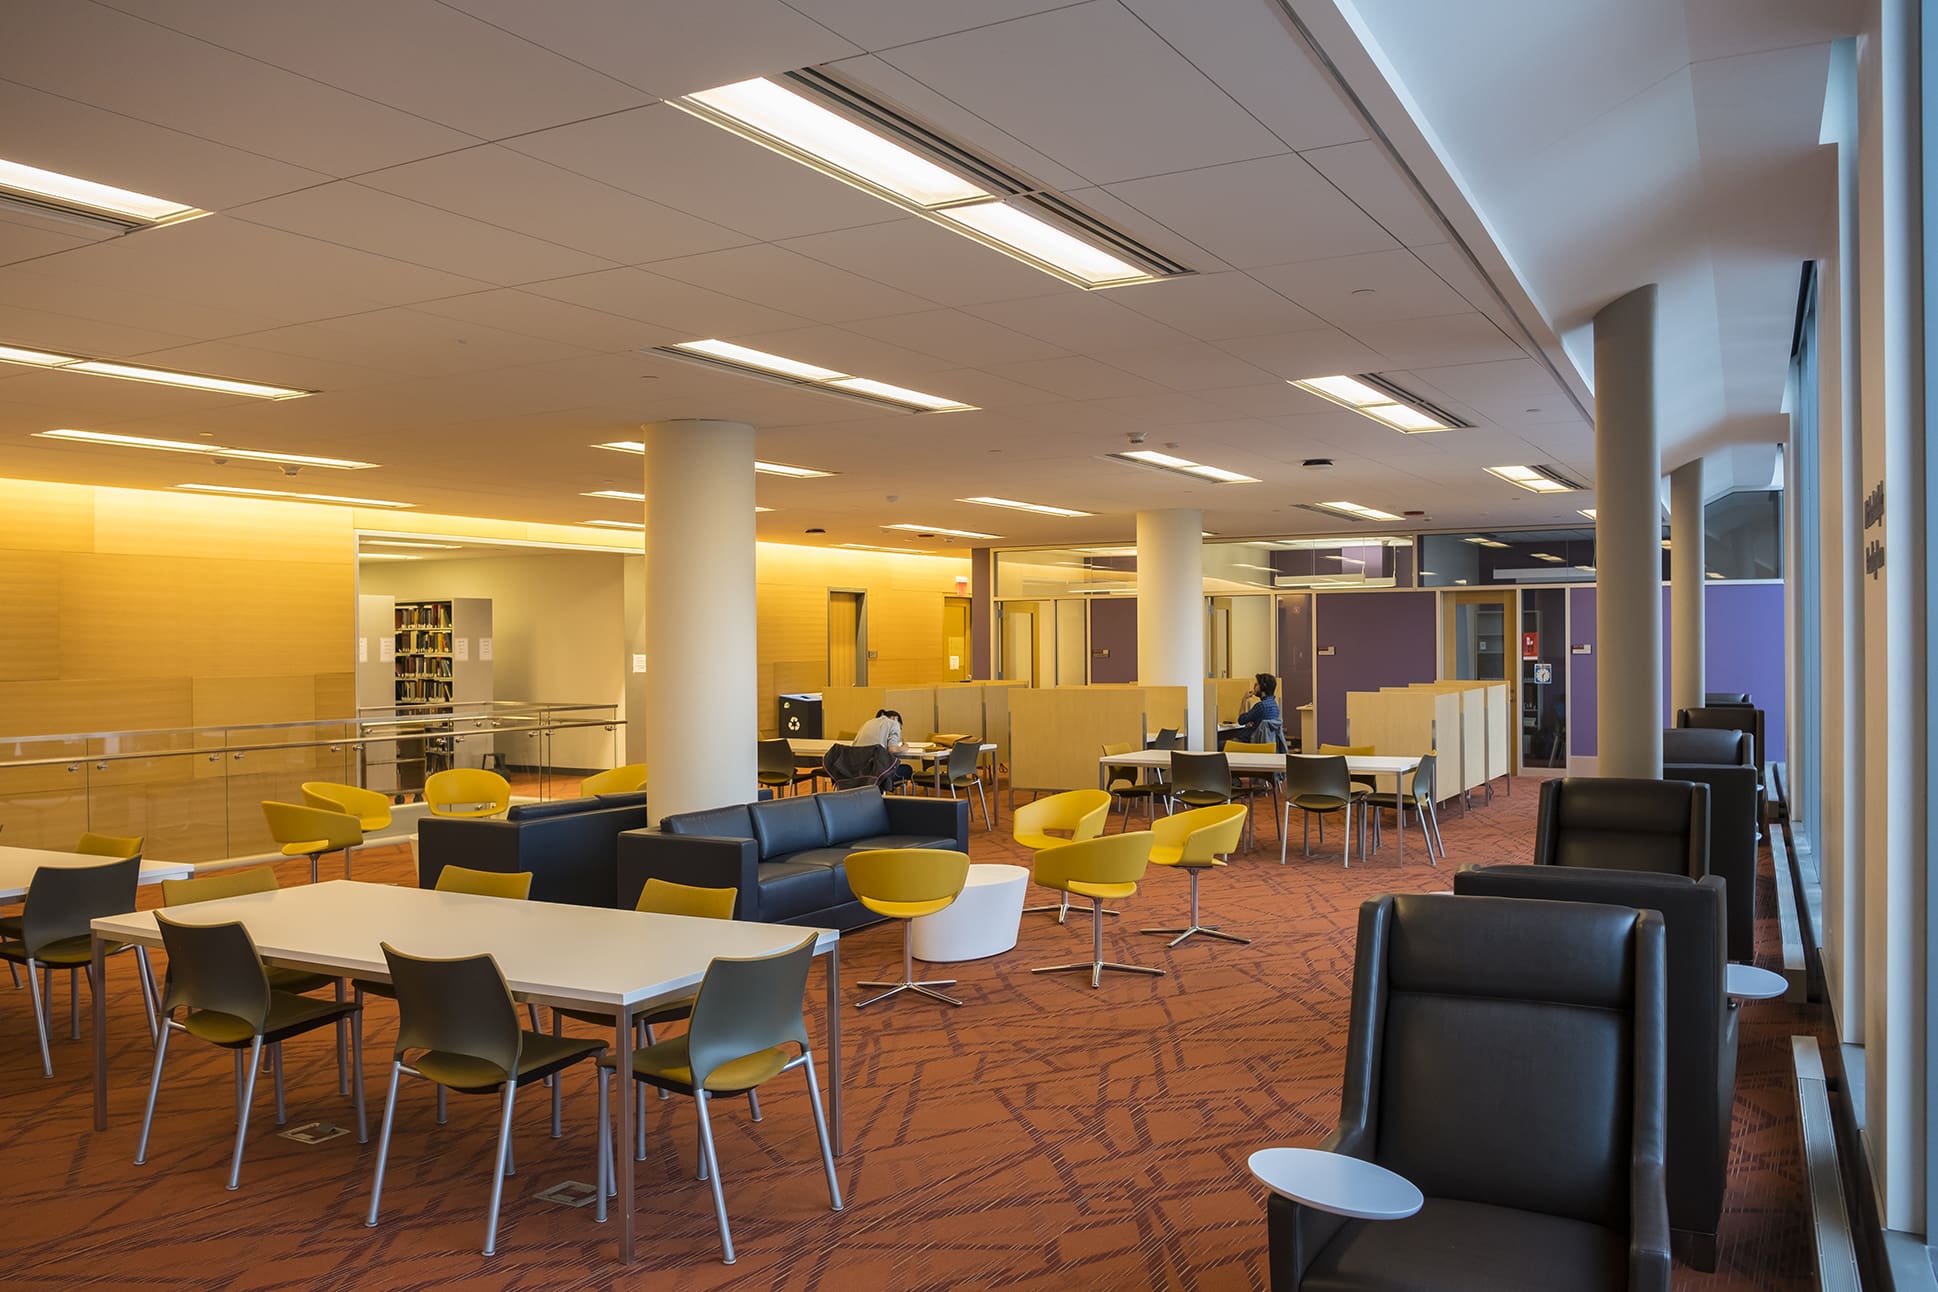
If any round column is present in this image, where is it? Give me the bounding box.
[1668,457,1707,716]
[642,419,757,820]
[1136,509,1205,749]
[1592,285,1664,779]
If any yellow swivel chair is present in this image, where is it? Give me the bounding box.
[261,801,363,885]
[424,768,511,819]
[1140,804,1250,949]
[1015,789,1112,925]
[845,849,972,1009]
[302,783,392,834]
[76,831,145,859]
[1030,832,1160,988]
[579,764,647,797]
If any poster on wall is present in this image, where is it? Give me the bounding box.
[1522,631,1539,660]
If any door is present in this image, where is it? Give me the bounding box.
[1443,590,1515,681]
[829,590,866,686]
[942,596,972,681]
[1002,608,1036,685]
[1206,600,1232,678]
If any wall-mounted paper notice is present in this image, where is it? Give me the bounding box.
[479,638,493,661]
[632,654,647,674]
[379,639,394,661]
[359,638,368,663]
[456,638,469,661]
[949,655,960,670]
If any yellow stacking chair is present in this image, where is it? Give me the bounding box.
[1014,789,1112,925]
[1140,804,1250,948]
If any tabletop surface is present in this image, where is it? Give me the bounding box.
[1247,1147,1424,1220]
[92,879,836,1008]
[963,863,1029,885]
[0,846,192,901]
[1727,963,1788,1000]
[1104,750,1421,775]
[790,738,994,759]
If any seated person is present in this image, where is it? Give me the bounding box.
[852,708,914,787]
[1236,673,1281,742]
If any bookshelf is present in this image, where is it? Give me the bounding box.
[357,596,494,795]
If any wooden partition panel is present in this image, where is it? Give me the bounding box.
[1207,675,1280,742]
[1410,681,1510,784]
[1344,687,1463,800]
[1009,686,1149,797]
[820,687,887,741]
[1142,686,1189,738]
[883,686,937,738]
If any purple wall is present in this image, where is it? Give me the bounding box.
[1570,582,1786,762]
[1314,591,1438,745]
[1088,596,1139,684]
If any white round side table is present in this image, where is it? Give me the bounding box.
[1247,1147,1423,1220]
[912,863,1028,962]
[1727,963,1787,1001]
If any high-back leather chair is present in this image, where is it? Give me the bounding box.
[1676,706,1769,841]
[1454,865,1736,1271]
[1533,777,1709,880]
[1269,891,1670,1291]
[1662,730,1758,961]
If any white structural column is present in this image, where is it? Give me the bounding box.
[1592,284,1664,779]
[1668,457,1707,715]
[1136,509,1205,749]
[641,419,758,821]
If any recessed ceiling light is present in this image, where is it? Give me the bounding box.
[1106,450,1259,483]
[1463,537,1509,548]
[1575,565,1597,573]
[594,442,838,478]
[835,542,931,554]
[174,483,411,508]
[1706,571,1724,579]
[1530,552,1564,562]
[583,489,646,502]
[1578,508,1598,520]
[359,552,422,561]
[364,539,460,550]
[883,523,1001,540]
[655,340,975,414]
[1310,499,1402,522]
[671,75,1175,290]
[1486,464,1581,494]
[1661,539,1673,550]
[1289,374,1465,433]
[0,343,311,399]
[583,519,645,530]
[35,428,373,469]
[957,496,1093,517]
[755,506,774,513]
[0,157,208,227]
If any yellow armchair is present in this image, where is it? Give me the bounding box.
[1030,832,1160,988]
[423,768,511,819]
[1142,804,1250,949]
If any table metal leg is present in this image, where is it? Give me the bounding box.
[1394,772,1405,861]
[91,933,108,1130]
[615,1006,634,1263]
[826,942,843,1156]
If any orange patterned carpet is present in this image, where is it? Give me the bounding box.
[0,778,1825,1290]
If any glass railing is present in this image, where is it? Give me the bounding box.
[0,702,623,863]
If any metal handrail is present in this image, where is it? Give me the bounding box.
[0,700,620,746]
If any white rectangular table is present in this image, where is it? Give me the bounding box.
[0,845,191,902]
[1100,750,1426,860]
[790,738,998,803]
[90,880,841,1265]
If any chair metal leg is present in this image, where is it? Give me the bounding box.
[695,1092,735,1264]
[70,965,80,1039]
[1142,867,1250,948]
[857,920,960,1008]
[309,851,321,885]
[272,1042,287,1125]
[437,1085,447,1124]
[130,949,158,1047]
[1427,799,1446,860]
[748,1089,762,1122]
[24,958,51,1077]
[974,780,992,831]
[482,1079,519,1256]
[1342,801,1353,869]
[551,1056,563,1138]
[1033,898,1164,988]
[135,1019,173,1164]
[801,1051,843,1211]
[227,1036,264,1190]
[366,1061,403,1226]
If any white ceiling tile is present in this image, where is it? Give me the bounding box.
[408,290,668,354]
[504,105,893,243]
[357,146,752,266]
[1404,358,1561,402]
[1345,313,1528,367]
[986,355,1172,400]
[0,299,202,358]
[1214,326,1390,380]
[1118,0,1368,151]
[1114,272,1321,340]
[92,0,651,137]
[439,0,861,96]
[527,267,813,340]
[1300,141,1447,246]
[1092,341,1275,391]
[785,0,1075,51]
[232,183,615,286]
[876,0,1284,184]
[0,0,477,175]
[174,309,600,382]
[843,309,1069,367]
[0,212,107,268]
[968,293,1191,352]
[1103,155,1397,270]
[780,219,1070,308]
[114,338,405,392]
[1196,383,1345,419]
[887,367,1068,411]
[1251,249,1473,325]
[651,244,939,323]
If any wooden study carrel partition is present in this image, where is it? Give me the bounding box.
[1342,680,1509,801]
[1007,684,1188,808]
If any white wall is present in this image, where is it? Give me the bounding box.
[361,550,628,770]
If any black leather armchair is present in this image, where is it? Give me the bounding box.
[1454,866,1737,1270]
[1676,706,1768,840]
[1534,777,1709,880]
[1269,892,1670,1291]
[417,794,648,907]
[1662,730,1759,961]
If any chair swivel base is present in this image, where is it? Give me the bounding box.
[1022,900,1119,922]
[855,977,961,1008]
[1141,924,1251,949]
[1032,959,1163,989]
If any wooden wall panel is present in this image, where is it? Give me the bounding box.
[93,488,353,563]
[0,678,194,738]
[0,551,60,681]
[0,479,94,550]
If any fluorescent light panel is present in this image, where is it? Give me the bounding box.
[595,441,837,478]
[883,523,1001,540]
[1530,552,1564,563]
[359,553,421,561]
[1107,450,1258,483]
[662,340,974,413]
[1579,508,1598,520]
[35,428,373,469]
[583,489,645,502]
[583,520,645,530]
[174,483,411,508]
[1316,499,1402,522]
[0,343,310,399]
[836,542,930,554]
[1486,464,1577,494]
[0,157,207,225]
[1289,374,1459,433]
[363,539,459,550]
[671,77,1164,289]
[957,496,1092,517]
[1464,537,1509,548]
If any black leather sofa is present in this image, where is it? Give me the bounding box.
[1456,865,1737,1271]
[417,792,648,908]
[1269,891,1671,1291]
[1534,776,1710,880]
[616,787,967,930]
[1663,729,1760,961]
